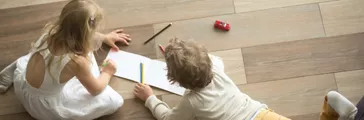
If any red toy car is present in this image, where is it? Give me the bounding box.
[214,20,230,31]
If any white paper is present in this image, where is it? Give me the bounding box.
[106,51,150,82]
[106,50,185,96]
[145,60,185,96]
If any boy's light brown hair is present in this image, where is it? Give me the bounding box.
[165,38,213,91]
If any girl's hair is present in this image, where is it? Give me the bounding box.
[165,38,213,91]
[41,0,103,56]
[33,0,103,79]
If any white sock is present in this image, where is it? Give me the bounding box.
[0,61,17,93]
[327,91,358,120]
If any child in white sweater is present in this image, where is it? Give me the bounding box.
[133,38,290,120]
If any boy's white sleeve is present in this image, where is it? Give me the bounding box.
[208,54,224,71]
[145,95,195,120]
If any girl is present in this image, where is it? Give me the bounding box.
[133,38,290,120]
[0,0,130,119]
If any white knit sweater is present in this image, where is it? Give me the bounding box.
[145,55,267,120]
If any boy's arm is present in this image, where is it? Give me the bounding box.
[145,95,195,120]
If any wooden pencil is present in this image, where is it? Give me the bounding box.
[144,23,172,45]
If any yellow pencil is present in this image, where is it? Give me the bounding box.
[140,63,144,84]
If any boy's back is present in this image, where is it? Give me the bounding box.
[183,55,267,120]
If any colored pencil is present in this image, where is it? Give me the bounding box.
[102,62,108,67]
[144,23,172,45]
[140,63,144,84]
[158,44,165,53]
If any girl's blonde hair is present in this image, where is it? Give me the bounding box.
[165,38,213,91]
[33,0,103,78]
[40,0,103,56]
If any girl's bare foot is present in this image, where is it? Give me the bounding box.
[0,61,17,93]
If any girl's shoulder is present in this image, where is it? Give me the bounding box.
[67,54,91,72]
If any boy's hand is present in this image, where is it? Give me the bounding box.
[101,59,117,75]
[104,29,132,51]
[134,83,154,101]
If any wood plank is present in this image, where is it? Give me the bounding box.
[0,0,65,9]
[0,87,25,115]
[320,0,364,36]
[0,112,34,120]
[96,0,234,27]
[0,98,158,120]
[335,70,364,104]
[97,97,159,120]
[154,4,325,57]
[210,49,247,85]
[95,25,157,65]
[109,77,173,100]
[161,94,182,108]
[238,74,336,117]
[0,1,65,70]
[243,33,364,83]
[234,0,333,13]
[288,112,320,120]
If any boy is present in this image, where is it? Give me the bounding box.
[133,38,289,120]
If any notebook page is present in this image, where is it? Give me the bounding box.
[145,60,186,96]
[106,50,151,82]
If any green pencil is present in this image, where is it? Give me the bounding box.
[102,62,108,67]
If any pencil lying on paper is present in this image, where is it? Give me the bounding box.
[144,23,172,45]
[140,63,144,84]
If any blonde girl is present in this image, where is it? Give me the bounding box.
[0,0,130,119]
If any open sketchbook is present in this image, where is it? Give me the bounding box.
[106,50,185,96]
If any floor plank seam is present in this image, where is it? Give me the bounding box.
[333,73,339,92]
[317,0,340,5]
[232,0,236,14]
[145,13,236,29]
[240,32,364,51]
[245,73,333,85]
[245,67,364,85]
[318,3,327,37]
[235,3,322,14]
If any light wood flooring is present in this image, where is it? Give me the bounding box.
[1,0,364,119]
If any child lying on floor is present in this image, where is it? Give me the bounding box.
[133,38,290,120]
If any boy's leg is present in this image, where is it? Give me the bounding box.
[320,91,357,120]
[254,108,291,120]
[320,95,339,120]
[355,96,364,120]
[0,61,17,93]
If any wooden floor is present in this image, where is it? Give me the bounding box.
[1,0,364,119]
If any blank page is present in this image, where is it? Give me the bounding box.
[106,50,151,82]
[145,60,186,96]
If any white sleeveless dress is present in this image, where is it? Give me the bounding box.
[13,35,124,120]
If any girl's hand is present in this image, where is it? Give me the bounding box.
[101,59,117,75]
[104,29,132,51]
[133,83,154,101]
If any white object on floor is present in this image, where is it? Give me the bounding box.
[106,50,186,96]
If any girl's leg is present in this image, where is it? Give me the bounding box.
[0,61,17,93]
[320,91,357,120]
